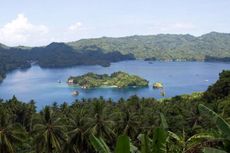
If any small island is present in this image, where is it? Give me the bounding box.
[153,82,164,88]
[67,71,149,88]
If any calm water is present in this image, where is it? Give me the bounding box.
[0,60,229,109]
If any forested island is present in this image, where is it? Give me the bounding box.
[0,70,229,153]
[68,71,149,88]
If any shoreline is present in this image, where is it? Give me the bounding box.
[0,60,229,84]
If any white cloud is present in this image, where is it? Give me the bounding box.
[68,22,83,31]
[0,14,49,46]
[0,15,200,46]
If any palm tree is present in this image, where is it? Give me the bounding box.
[117,109,140,139]
[64,108,90,153]
[115,100,145,139]
[138,130,167,153]
[168,130,219,153]
[33,106,67,153]
[0,110,26,153]
[86,101,115,142]
[138,112,218,153]
[90,134,130,153]
[137,113,168,153]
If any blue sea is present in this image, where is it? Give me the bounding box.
[0,60,229,109]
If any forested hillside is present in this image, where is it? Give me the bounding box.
[0,70,229,153]
[1,32,230,82]
[68,32,230,60]
[0,43,134,81]
[0,46,31,82]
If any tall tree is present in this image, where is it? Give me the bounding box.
[33,107,67,153]
[0,110,26,153]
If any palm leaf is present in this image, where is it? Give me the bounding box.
[160,113,168,130]
[187,132,217,143]
[152,128,167,153]
[168,131,183,144]
[3,135,14,153]
[130,141,139,153]
[138,134,151,153]
[89,134,111,153]
[186,132,220,152]
[203,147,227,153]
[115,135,130,153]
[198,104,230,138]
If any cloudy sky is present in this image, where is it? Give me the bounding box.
[0,0,229,46]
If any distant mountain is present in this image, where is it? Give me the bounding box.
[0,46,31,82]
[1,32,230,82]
[29,42,134,68]
[0,43,9,49]
[67,32,230,60]
[0,42,134,81]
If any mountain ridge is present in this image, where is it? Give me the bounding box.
[1,31,230,82]
[1,31,230,47]
[1,31,230,63]
[2,31,229,60]
[67,31,230,60]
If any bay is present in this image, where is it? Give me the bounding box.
[0,60,229,109]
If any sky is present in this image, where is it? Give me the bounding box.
[0,0,230,46]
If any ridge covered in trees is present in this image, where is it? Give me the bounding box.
[0,43,134,82]
[1,32,230,82]
[0,70,229,153]
[68,32,230,60]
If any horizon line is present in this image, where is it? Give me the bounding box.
[1,31,229,48]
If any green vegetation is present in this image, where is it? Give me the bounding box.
[0,46,31,82]
[203,70,230,101]
[89,104,230,153]
[0,43,134,82]
[30,43,134,68]
[68,71,149,88]
[1,32,230,82]
[68,32,230,61]
[0,70,229,152]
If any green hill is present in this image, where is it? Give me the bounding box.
[68,32,230,60]
[1,32,230,82]
[0,43,134,82]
